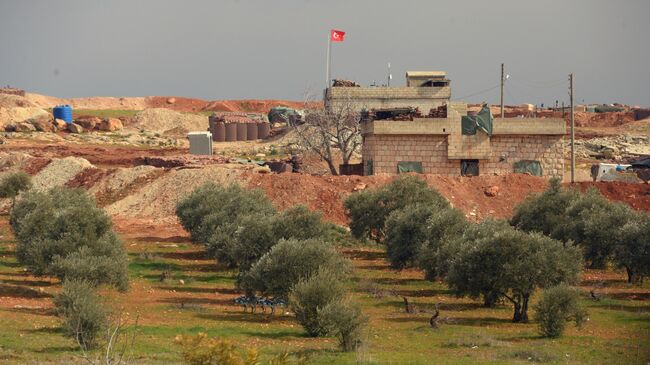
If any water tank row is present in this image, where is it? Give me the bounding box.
[208,120,270,142]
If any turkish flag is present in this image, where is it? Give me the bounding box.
[331,29,345,42]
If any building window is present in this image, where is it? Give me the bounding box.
[460,160,479,176]
[513,160,542,176]
[397,161,423,174]
[365,159,374,176]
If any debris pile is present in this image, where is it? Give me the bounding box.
[573,135,650,160]
[332,79,361,87]
[132,108,207,136]
[31,157,94,191]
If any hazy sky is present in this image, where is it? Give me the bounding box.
[1,0,649,106]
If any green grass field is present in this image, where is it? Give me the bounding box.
[0,217,648,364]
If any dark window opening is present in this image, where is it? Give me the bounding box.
[461,160,479,176]
[365,159,374,176]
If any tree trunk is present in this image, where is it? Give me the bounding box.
[325,158,339,176]
[482,291,498,308]
[512,300,522,323]
[520,294,530,323]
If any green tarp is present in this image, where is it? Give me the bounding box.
[461,104,493,136]
[397,161,423,174]
[513,160,542,176]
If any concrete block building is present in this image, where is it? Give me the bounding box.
[361,103,566,178]
[325,71,566,178]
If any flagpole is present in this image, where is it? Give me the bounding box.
[326,32,332,89]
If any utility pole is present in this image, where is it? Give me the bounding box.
[569,73,575,184]
[500,63,505,118]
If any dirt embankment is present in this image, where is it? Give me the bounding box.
[18,92,316,114]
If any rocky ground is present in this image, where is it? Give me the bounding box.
[0,91,648,231]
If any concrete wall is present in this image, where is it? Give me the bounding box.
[326,86,451,112]
[363,134,458,175]
[362,133,564,178]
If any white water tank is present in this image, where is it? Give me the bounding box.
[188,131,213,155]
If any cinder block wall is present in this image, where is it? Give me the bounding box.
[363,134,565,178]
[363,135,458,175]
[487,135,564,177]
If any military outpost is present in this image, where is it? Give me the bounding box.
[326,71,565,178]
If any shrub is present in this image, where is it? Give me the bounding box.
[446,221,583,322]
[534,284,587,338]
[318,300,366,352]
[290,268,346,337]
[176,183,276,244]
[511,178,578,237]
[10,188,128,291]
[240,238,349,299]
[0,171,32,207]
[616,212,650,284]
[344,175,449,241]
[53,279,107,350]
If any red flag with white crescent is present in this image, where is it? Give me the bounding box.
[331,29,345,42]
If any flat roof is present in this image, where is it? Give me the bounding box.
[406,71,447,77]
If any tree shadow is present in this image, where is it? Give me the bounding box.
[196,312,293,324]
[394,288,452,297]
[239,329,303,339]
[25,326,63,334]
[0,284,51,298]
[0,278,55,287]
[452,316,513,327]
[158,297,233,307]
[607,292,650,301]
[138,235,192,244]
[343,250,385,261]
[36,345,79,354]
[355,264,389,271]
[372,277,423,286]
[2,306,55,317]
[158,250,207,261]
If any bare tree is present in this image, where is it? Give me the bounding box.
[76,314,140,365]
[293,97,362,175]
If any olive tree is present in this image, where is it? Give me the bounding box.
[511,178,577,237]
[11,187,128,291]
[616,212,650,284]
[176,183,276,245]
[554,189,631,268]
[239,238,349,299]
[384,204,467,271]
[0,171,32,207]
[344,175,449,242]
[446,221,583,322]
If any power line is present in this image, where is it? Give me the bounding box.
[509,77,567,89]
[452,84,500,101]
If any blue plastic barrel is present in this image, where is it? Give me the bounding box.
[53,105,73,124]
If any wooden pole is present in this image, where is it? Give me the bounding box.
[500,63,505,118]
[570,73,575,184]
